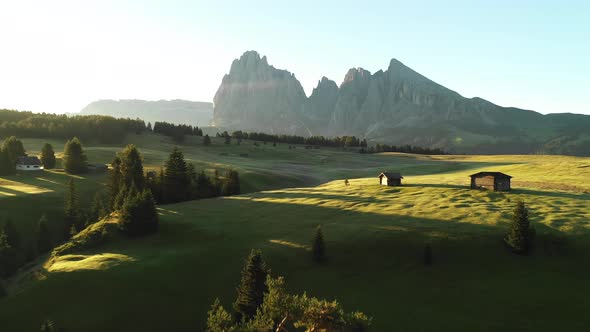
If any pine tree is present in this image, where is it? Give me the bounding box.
[0,148,15,176]
[64,179,81,238]
[119,189,159,236]
[113,182,129,211]
[89,192,108,224]
[312,225,326,263]
[108,156,122,209]
[36,215,52,254]
[40,143,56,169]
[147,122,153,131]
[2,219,20,249]
[0,228,16,278]
[1,136,26,165]
[203,134,211,146]
[119,144,145,190]
[424,243,433,266]
[222,169,241,196]
[62,137,88,174]
[233,249,269,322]
[505,200,534,254]
[163,147,190,203]
[40,319,61,332]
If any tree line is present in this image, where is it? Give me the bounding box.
[229,131,368,148]
[0,109,146,144]
[151,121,203,142]
[143,147,240,204]
[361,143,446,155]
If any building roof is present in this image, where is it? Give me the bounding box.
[469,171,512,179]
[378,172,403,179]
[16,156,41,165]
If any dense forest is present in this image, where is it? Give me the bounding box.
[0,109,145,143]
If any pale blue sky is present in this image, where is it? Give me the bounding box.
[0,0,588,115]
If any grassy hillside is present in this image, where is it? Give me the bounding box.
[1,133,590,331]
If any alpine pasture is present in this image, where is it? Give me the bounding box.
[1,133,590,331]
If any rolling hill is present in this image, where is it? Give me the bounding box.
[1,134,590,331]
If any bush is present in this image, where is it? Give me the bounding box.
[52,218,119,256]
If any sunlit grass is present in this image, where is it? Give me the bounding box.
[46,253,136,273]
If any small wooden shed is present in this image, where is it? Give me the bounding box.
[470,172,512,191]
[378,172,403,186]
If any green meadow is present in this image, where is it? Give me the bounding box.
[1,133,590,331]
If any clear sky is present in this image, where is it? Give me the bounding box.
[1,0,589,115]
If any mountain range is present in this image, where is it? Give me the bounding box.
[80,99,213,127]
[213,51,590,155]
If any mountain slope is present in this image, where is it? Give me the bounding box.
[213,51,590,155]
[80,99,213,126]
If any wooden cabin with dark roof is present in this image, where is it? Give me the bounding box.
[378,172,403,186]
[470,172,512,191]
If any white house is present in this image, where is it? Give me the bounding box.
[16,156,44,171]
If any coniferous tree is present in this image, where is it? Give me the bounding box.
[505,200,534,254]
[62,137,88,174]
[0,228,16,278]
[108,156,122,209]
[119,189,159,236]
[147,122,153,131]
[1,136,26,165]
[222,169,241,196]
[119,144,145,190]
[0,148,15,175]
[312,224,326,263]
[233,249,269,322]
[64,179,81,238]
[424,243,433,266]
[203,134,211,146]
[163,147,190,203]
[40,319,61,332]
[113,182,129,211]
[2,219,20,249]
[36,215,53,254]
[40,143,56,169]
[196,170,213,198]
[89,192,108,224]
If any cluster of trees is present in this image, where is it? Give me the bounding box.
[229,131,368,148]
[145,147,241,204]
[107,145,159,236]
[0,109,146,143]
[207,249,371,331]
[362,144,446,155]
[151,121,203,142]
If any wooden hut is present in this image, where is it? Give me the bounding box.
[378,172,403,186]
[469,172,512,191]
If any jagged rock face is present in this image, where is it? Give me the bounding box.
[213,51,590,154]
[213,51,307,134]
[302,77,338,134]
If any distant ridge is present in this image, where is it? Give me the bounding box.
[212,51,590,155]
[80,99,213,126]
